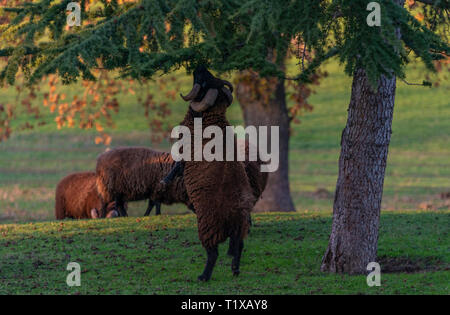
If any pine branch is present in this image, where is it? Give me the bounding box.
[0,47,40,57]
[1,0,448,87]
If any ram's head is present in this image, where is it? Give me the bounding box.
[180,66,233,112]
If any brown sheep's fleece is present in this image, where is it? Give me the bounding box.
[55,172,118,219]
[95,147,192,212]
[180,104,256,249]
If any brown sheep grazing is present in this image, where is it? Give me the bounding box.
[178,66,267,281]
[55,172,119,219]
[95,147,194,217]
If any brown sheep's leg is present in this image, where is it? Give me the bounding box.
[231,238,244,277]
[144,200,155,216]
[227,230,243,253]
[155,202,161,215]
[115,198,127,217]
[160,161,185,186]
[227,237,235,256]
[198,246,218,282]
[99,200,108,218]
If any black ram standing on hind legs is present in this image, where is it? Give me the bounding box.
[175,66,267,281]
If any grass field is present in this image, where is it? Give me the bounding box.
[0,60,449,294]
[0,212,448,294]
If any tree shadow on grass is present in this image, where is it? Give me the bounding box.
[378,255,449,273]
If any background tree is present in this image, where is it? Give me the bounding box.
[320,0,449,274]
[234,62,324,212]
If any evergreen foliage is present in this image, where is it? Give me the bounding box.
[0,0,448,86]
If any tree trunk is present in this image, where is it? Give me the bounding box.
[321,69,396,274]
[235,71,295,212]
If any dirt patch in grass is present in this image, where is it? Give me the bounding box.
[0,208,50,222]
[378,255,449,273]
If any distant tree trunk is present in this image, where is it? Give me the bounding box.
[321,68,396,274]
[235,71,295,212]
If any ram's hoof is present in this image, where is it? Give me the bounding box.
[197,274,210,282]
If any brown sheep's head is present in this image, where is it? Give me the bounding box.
[90,208,101,219]
[180,66,233,114]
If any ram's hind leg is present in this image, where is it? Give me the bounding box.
[227,237,235,256]
[228,233,244,277]
[155,202,161,215]
[198,246,218,282]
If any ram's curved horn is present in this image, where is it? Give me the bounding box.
[222,87,233,105]
[190,88,218,112]
[90,208,100,219]
[180,83,201,101]
[106,210,119,218]
[221,80,234,93]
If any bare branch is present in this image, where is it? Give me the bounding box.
[399,78,431,86]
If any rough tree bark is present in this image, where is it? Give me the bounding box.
[321,68,396,274]
[321,0,405,274]
[235,71,296,212]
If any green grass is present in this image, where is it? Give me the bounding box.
[0,212,448,294]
